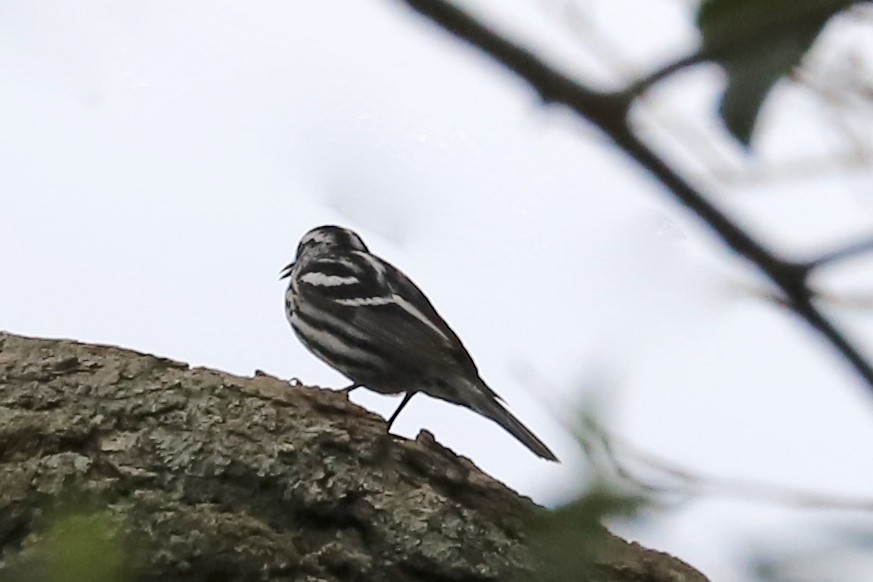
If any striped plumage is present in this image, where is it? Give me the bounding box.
[281,225,558,461]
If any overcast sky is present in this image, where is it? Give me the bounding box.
[3,1,873,580]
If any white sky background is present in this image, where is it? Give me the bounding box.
[3,0,873,579]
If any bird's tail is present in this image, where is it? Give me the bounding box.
[463,379,559,462]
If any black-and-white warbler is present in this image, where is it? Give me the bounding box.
[281,225,558,461]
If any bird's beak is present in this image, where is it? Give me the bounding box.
[279,262,294,280]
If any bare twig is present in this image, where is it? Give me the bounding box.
[393,0,873,392]
[584,421,873,511]
[627,52,706,96]
[711,152,873,186]
[807,235,873,269]
[532,1,745,189]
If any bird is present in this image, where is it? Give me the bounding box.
[280,225,558,461]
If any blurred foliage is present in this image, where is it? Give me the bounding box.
[7,507,128,582]
[526,482,648,581]
[696,0,861,145]
[41,510,126,582]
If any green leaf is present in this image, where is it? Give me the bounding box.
[696,0,860,146]
[526,483,648,581]
[717,24,824,146]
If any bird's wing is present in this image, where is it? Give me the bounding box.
[296,252,482,378]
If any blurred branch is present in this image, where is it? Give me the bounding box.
[730,279,873,312]
[539,0,873,189]
[579,417,873,512]
[531,2,745,189]
[710,152,873,186]
[628,53,706,96]
[807,235,873,269]
[814,289,873,310]
[795,58,873,157]
[394,0,873,393]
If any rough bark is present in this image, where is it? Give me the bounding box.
[0,331,708,581]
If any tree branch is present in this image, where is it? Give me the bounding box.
[393,0,873,393]
[627,52,707,96]
[0,331,710,581]
[807,235,873,269]
[580,415,873,512]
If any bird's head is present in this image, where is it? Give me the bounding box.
[280,225,369,279]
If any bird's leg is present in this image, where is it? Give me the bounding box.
[339,383,362,393]
[385,392,415,431]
